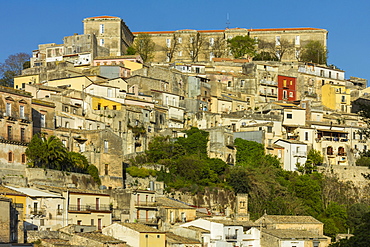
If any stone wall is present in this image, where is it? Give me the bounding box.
[24,168,98,190]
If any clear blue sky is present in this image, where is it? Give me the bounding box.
[1,0,369,82]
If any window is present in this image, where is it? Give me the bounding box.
[178,50,182,56]
[8,152,13,162]
[209,37,214,46]
[99,24,104,34]
[289,92,294,97]
[240,80,245,87]
[209,52,214,61]
[341,96,346,103]
[105,164,109,175]
[228,81,232,87]
[62,140,67,147]
[286,113,293,119]
[20,105,25,119]
[320,70,324,77]
[353,132,356,140]
[327,146,334,155]
[65,122,69,128]
[189,37,194,43]
[267,127,273,133]
[20,128,25,142]
[283,90,287,99]
[295,35,300,45]
[283,79,287,87]
[275,36,280,46]
[21,154,26,164]
[107,88,112,97]
[98,219,102,230]
[104,140,109,153]
[166,38,171,47]
[178,37,182,43]
[40,114,45,128]
[305,132,309,141]
[6,103,11,116]
[100,39,104,46]
[7,126,12,140]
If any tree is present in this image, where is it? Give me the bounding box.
[176,127,209,159]
[132,33,155,63]
[26,134,67,169]
[210,37,228,58]
[164,33,180,62]
[298,149,323,174]
[187,33,205,62]
[300,40,327,64]
[0,52,31,87]
[227,36,257,59]
[255,38,294,61]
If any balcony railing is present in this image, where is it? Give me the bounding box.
[293,151,307,157]
[320,137,348,142]
[225,234,237,240]
[259,91,277,97]
[69,204,111,212]
[30,210,45,216]
[260,79,278,86]
[135,202,157,207]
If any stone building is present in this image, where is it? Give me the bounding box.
[83,16,134,56]
[0,196,22,243]
[0,87,33,178]
[134,27,327,63]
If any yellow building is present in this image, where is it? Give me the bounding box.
[134,27,327,63]
[46,76,95,91]
[91,95,122,111]
[0,185,27,218]
[67,190,112,230]
[321,84,351,112]
[14,74,40,90]
[102,222,166,247]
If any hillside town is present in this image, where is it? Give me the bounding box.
[1,15,370,247]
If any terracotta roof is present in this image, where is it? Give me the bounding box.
[262,229,327,239]
[118,223,164,233]
[165,232,201,244]
[85,16,118,19]
[156,197,194,209]
[256,215,323,224]
[133,27,326,34]
[77,232,125,243]
[207,219,257,227]
[250,27,325,32]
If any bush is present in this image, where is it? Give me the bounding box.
[127,166,157,178]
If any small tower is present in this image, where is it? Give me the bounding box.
[235,193,249,221]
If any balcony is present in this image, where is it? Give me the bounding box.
[69,204,112,212]
[30,210,46,216]
[293,151,307,157]
[259,91,277,97]
[135,202,157,208]
[260,79,278,87]
[225,234,238,240]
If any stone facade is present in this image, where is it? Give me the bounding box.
[83,16,134,57]
[134,27,327,63]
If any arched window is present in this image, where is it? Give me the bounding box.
[21,154,26,164]
[338,147,345,156]
[327,146,333,155]
[8,152,13,162]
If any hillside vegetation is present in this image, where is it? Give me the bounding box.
[130,127,370,238]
